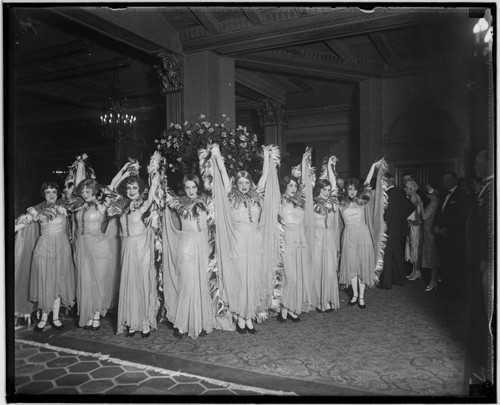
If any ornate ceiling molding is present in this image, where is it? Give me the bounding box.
[183,10,436,55]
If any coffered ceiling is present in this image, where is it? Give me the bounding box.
[10,6,478,128]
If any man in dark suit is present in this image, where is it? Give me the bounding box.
[379,173,414,289]
[433,171,468,298]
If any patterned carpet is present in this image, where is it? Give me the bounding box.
[17,280,469,397]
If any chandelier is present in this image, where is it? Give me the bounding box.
[100,71,137,139]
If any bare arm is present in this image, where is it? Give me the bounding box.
[257,146,270,191]
[327,156,337,193]
[110,162,131,191]
[212,145,232,193]
[141,175,160,213]
[363,158,385,186]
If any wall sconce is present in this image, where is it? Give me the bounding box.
[473,9,493,56]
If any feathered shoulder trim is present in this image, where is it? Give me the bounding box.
[281,193,305,209]
[228,188,263,209]
[167,193,212,219]
[313,195,338,215]
[15,200,68,226]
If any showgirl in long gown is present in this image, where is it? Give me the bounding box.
[108,162,160,337]
[421,185,441,291]
[162,172,233,339]
[15,181,75,331]
[339,159,387,309]
[69,156,120,330]
[277,148,314,322]
[205,144,281,334]
[405,180,424,281]
[311,156,341,312]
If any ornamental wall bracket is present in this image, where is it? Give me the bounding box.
[154,52,183,95]
[258,100,287,127]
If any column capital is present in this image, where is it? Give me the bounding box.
[154,52,183,95]
[258,100,287,127]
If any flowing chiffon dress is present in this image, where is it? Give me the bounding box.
[30,214,76,311]
[162,194,230,338]
[73,203,120,327]
[280,199,312,314]
[338,168,387,288]
[311,198,341,311]
[116,207,158,334]
[339,200,376,286]
[15,201,75,315]
[204,145,281,322]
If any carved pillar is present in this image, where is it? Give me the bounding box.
[258,100,286,150]
[154,52,184,126]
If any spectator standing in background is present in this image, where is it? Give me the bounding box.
[433,171,468,299]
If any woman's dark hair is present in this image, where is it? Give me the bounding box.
[123,176,147,194]
[182,174,201,189]
[313,178,332,197]
[76,178,100,197]
[345,178,361,196]
[280,175,299,194]
[40,181,60,198]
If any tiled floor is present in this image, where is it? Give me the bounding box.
[13,340,266,396]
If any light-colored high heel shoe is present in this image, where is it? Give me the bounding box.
[425,282,438,292]
[408,270,422,281]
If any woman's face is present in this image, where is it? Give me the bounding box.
[44,187,58,204]
[126,182,141,200]
[285,180,298,197]
[404,184,415,197]
[184,180,198,199]
[81,186,96,202]
[347,186,358,199]
[319,185,332,200]
[237,177,251,194]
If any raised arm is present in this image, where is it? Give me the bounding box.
[257,146,270,191]
[212,144,232,193]
[327,156,337,193]
[141,174,160,214]
[301,148,312,187]
[363,158,385,186]
[110,162,132,191]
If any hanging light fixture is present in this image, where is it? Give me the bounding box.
[100,70,137,139]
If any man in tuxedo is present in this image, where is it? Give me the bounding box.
[433,171,468,298]
[380,173,414,288]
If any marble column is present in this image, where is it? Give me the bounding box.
[183,51,235,124]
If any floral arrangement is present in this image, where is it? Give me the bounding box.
[155,114,260,178]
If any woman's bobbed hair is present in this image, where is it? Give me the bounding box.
[280,175,299,194]
[76,178,100,197]
[123,176,148,195]
[345,178,362,197]
[313,178,332,197]
[40,181,60,198]
[182,174,201,189]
